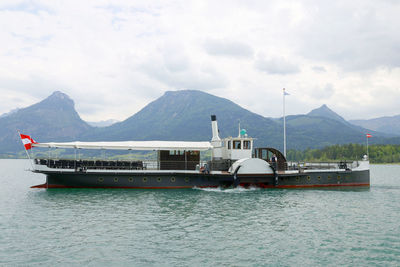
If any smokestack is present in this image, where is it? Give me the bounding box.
[211,115,221,142]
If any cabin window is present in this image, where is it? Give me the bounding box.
[243,140,251,149]
[227,141,231,149]
[233,140,241,149]
[169,150,184,155]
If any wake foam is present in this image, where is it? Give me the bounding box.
[193,186,259,193]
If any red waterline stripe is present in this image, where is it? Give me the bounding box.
[31,184,218,189]
[276,183,370,188]
[31,183,370,189]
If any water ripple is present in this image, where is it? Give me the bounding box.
[1,161,400,266]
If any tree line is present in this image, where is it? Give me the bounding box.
[286,144,400,163]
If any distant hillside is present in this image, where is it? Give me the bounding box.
[82,90,396,150]
[0,91,92,154]
[2,89,400,157]
[283,115,372,149]
[350,115,400,136]
[0,108,20,118]
[307,104,349,124]
[83,90,284,148]
[305,104,388,135]
[87,119,119,127]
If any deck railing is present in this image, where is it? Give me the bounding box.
[285,160,359,171]
[33,158,207,171]
[34,158,360,172]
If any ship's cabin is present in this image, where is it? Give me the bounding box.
[159,150,200,170]
[220,137,254,160]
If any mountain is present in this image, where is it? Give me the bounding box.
[2,89,400,156]
[83,90,283,148]
[0,108,20,118]
[350,115,400,136]
[0,91,92,154]
[85,90,395,150]
[307,104,349,124]
[283,115,370,149]
[302,103,395,139]
[87,119,119,127]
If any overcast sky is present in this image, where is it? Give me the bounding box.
[1,0,399,122]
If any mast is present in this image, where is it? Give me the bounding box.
[283,88,287,158]
[238,119,241,137]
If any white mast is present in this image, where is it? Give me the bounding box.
[283,88,288,158]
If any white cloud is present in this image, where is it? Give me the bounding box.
[255,56,300,75]
[0,0,399,122]
[203,39,254,58]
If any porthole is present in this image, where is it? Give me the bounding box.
[114,177,118,182]
[328,176,331,180]
[337,176,341,180]
[157,177,162,182]
[98,177,104,182]
[142,177,148,183]
[171,177,176,182]
[296,176,300,181]
[185,177,190,183]
[317,176,321,180]
[307,176,311,181]
[128,177,134,182]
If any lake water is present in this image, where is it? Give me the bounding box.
[0,159,399,266]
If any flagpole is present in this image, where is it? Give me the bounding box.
[17,130,34,170]
[283,88,286,158]
[366,134,369,159]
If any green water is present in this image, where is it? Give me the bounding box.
[0,159,399,266]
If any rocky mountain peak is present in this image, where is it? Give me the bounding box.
[307,104,348,124]
[39,91,75,109]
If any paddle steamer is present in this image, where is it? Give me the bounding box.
[27,115,370,189]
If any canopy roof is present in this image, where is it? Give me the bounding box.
[32,140,213,151]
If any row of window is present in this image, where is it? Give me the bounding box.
[168,150,200,156]
[226,140,251,150]
[98,177,190,183]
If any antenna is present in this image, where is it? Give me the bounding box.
[238,119,241,137]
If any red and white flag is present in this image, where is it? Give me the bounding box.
[366,133,372,138]
[20,134,37,150]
